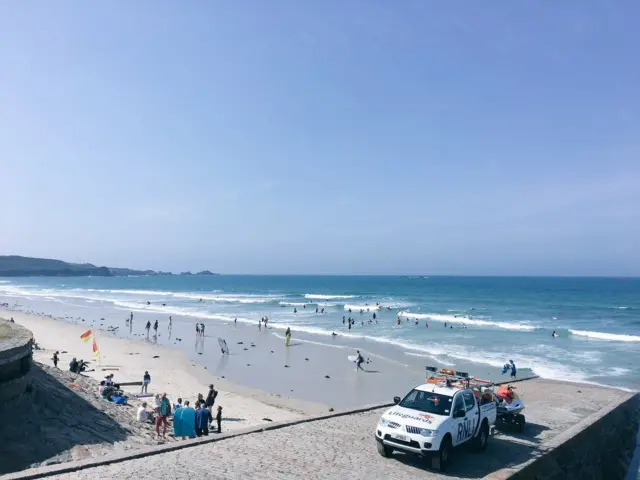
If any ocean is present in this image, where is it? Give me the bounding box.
[1,275,639,391]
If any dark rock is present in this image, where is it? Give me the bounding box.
[284,365,289,368]
[153,356,159,359]
[262,418,273,422]
[329,408,334,412]
[325,375,330,379]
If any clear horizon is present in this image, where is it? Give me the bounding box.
[1,2,639,276]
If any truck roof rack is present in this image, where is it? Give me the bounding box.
[425,366,493,389]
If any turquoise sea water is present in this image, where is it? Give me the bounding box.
[1,275,639,390]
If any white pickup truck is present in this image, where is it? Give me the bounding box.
[375,382,497,472]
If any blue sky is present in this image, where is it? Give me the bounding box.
[1,1,638,275]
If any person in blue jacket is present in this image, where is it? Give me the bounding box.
[195,403,213,436]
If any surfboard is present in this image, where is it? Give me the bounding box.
[347,355,358,362]
[218,338,229,354]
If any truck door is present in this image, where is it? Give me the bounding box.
[451,393,472,446]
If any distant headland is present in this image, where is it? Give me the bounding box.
[0,256,219,277]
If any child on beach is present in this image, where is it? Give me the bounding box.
[52,351,59,368]
[216,406,223,433]
[142,371,151,393]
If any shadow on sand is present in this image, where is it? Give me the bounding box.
[388,422,550,478]
[0,364,130,475]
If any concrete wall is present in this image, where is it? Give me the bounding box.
[0,322,33,403]
[487,392,640,480]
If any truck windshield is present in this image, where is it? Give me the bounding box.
[399,389,452,416]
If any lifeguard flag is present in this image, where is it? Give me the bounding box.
[80,330,93,343]
[92,338,100,361]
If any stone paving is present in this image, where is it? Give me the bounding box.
[27,380,631,480]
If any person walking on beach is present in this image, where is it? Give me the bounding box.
[153,319,158,334]
[258,320,262,332]
[285,327,292,346]
[52,351,59,368]
[145,320,151,336]
[355,350,364,371]
[509,360,517,379]
[155,393,171,439]
[200,322,205,336]
[169,316,172,328]
[216,406,223,433]
[142,371,151,393]
[195,323,200,336]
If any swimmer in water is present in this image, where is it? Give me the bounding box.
[396,318,401,326]
[552,330,558,338]
[294,308,297,313]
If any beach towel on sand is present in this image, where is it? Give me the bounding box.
[174,406,196,438]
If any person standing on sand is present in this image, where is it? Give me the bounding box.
[145,321,151,335]
[216,406,223,433]
[195,323,200,336]
[509,359,517,379]
[142,371,151,393]
[195,404,212,436]
[52,351,59,368]
[258,320,262,332]
[153,320,158,334]
[169,316,172,328]
[205,384,218,412]
[200,323,205,336]
[155,393,171,439]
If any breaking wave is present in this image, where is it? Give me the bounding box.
[569,329,640,342]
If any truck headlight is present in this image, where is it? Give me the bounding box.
[378,417,389,427]
[420,428,438,437]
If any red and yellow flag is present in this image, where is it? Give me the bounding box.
[80,330,93,343]
[92,338,100,361]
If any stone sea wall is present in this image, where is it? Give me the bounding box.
[488,392,640,480]
[0,321,33,403]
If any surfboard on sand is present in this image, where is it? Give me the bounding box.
[347,355,358,362]
[218,338,230,354]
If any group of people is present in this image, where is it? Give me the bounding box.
[195,322,206,336]
[136,384,223,439]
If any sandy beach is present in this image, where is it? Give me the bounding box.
[1,309,328,421]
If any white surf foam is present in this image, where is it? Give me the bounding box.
[344,304,381,311]
[271,332,346,349]
[304,294,356,300]
[398,311,536,332]
[569,329,640,342]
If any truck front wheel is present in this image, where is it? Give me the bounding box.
[434,436,452,472]
[376,441,393,457]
